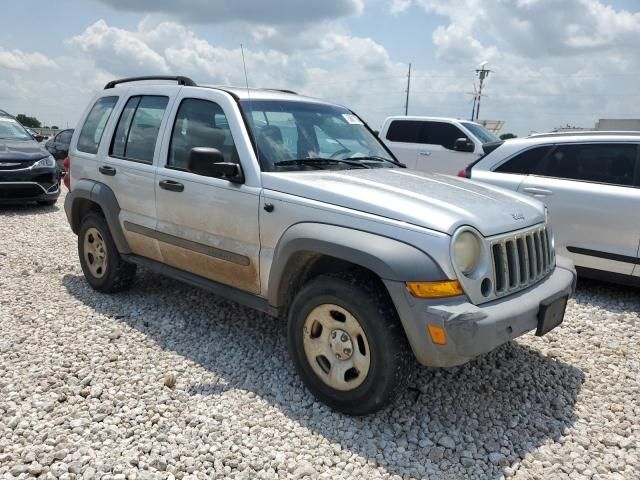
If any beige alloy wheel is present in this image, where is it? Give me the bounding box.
[83,227,107,279]
[302,303,371,391]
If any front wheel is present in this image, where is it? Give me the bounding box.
[288,273,414,415]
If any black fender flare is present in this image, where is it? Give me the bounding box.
[267,222,446,306]
[64,179,131,254]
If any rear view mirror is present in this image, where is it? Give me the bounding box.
[188,147,244,183]
[454,138,475,153]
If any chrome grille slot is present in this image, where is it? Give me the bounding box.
[490,225,554,298]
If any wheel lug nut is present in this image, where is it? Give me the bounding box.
[343,348,351,355]
[331,332,336,339]
[341,334,348,342]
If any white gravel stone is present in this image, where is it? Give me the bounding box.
[1,193,639,479]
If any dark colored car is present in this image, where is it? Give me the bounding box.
[0,113,60,205]
[45,129,74,169]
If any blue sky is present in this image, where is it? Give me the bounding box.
[2,0,639,135]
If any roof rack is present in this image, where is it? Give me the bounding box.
[260,88,298,95]
[104,75,197,89]
[529,130,640,138]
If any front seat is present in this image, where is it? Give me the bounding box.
[257,125,290,168]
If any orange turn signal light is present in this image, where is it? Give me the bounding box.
[405,280,464,299]
[427,325,447,345]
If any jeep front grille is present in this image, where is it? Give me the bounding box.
[491,225,554,296]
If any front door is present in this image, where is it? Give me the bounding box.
[518,142,640,275]
[154,90,261,293]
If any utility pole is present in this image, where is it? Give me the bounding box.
[474,63,491,121]
[404,63,411,116]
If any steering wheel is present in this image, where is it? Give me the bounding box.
[330,148,351,159]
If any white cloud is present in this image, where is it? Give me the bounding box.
[0,48,57,70]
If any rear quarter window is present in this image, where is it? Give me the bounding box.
[77,96,118,154]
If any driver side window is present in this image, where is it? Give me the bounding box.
[168,98,239,170]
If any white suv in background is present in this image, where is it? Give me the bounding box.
[379,116,502,175]
[463,132,640,286]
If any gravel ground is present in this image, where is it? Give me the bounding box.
[1,193,638,480]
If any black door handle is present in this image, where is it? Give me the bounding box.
[159,179,184,192]
[99,165,116,176]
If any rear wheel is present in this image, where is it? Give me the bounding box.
[78,213,136,293]
[288,273,414,415]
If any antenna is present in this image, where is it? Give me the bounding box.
[240,44,251,94]
[240,44,261,168]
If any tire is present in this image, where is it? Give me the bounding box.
[78,212,136,293]
[288,272,414,415]
[38,199,57,206]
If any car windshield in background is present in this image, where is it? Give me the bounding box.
[239,100,397,172]
[461,122,500,144]
[0,118,32,140]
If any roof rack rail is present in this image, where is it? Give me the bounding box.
[104,75,197,89]
[0,109,13,117]
[261,88,298,95]
[529,130,640,138]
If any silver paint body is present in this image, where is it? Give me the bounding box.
[67,84,577,367]
[471,134,640,279]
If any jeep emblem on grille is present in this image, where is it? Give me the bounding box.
[511,213,525,221]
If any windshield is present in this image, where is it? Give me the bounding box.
[239,100,397,172]
[0,118,32,140]
[461,122,500,144]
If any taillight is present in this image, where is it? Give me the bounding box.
[457,168,470,178]
[63,156,70,190]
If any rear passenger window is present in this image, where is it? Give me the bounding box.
[77,96,118,154]
[545,143,637,186]
[424,122,468,150]
[495,146,553,174]
[110,95,168,164]
[168,98,238,170]
[386,120,423,143]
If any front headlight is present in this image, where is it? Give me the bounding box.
[32,155,55,168]
[453,230,483,275]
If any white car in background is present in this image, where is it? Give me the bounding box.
[461,132,640,286]
[379,116,502,175]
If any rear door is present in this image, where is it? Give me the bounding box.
[382,119,421,169]
[100,86,178,261]
[517,142,640,275]
[418,121,476,175]
[153,89,261,294]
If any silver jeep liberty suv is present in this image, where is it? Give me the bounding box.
[64,76,576,415]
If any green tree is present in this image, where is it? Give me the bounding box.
[51,125,59,130]
[15,114,42,128]
[500,133,517,140]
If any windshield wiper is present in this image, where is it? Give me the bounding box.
[274,158,370,169]
[346,155,406,167]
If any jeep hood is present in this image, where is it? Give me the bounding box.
[262,168,545,237]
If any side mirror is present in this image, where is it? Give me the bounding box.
[188,147,243,183]
[454,138,475,153]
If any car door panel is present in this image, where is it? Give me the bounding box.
[518,176,639,275]
[100,86,178,262]
[154,90,261,294]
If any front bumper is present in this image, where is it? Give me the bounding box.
[385,255,577,367]
[0,167,60,204]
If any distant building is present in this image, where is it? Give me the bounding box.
[594,119,640,131]
[553,119,640,133]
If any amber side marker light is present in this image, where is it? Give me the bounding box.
[405,280,464,299]
[427,325,447,345]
